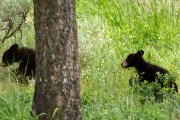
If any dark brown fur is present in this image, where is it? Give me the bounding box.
[121,50,178,93]
[2,44,35,78]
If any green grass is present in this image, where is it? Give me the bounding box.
[0,0,180,119]
[0,83,34,120]
[78,0,180,119]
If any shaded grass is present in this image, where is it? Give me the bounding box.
[0,80,35,120]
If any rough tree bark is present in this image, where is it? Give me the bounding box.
[32,0,81,119]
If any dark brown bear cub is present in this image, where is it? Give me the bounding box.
[1,44,35,79]
[121,50,178,98]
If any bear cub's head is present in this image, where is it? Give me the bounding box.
[121,50,144,68]
[1,44,18,66]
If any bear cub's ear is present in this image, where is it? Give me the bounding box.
[137,50,144,56]
[10,44,18,50]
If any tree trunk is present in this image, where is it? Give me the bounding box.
[32,0,81,119]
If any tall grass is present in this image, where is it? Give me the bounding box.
[77,0,180,119]
[0,0,179,119]
[0,79,35,119]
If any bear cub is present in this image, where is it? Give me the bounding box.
[121,50,178,93]
[1,44,35,78]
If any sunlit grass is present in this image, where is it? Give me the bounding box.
[78,0,180,119]
[0,0,179,119]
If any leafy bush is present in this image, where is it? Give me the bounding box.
[0,0,32,43]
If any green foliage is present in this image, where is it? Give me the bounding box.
[0,0,31,20]
[0,82,35,120]
[0,0,33,43]
[77,0,180,119]
[0,0,180,119]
